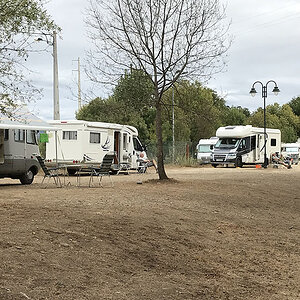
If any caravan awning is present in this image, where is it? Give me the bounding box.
[0,123,58,131]
[0,107,59,131]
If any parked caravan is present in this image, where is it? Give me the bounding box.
[0,109,57,184]
[211,125,281,167]
[45,120,148,174]
[281,143,300,164]
[196,137,219,164]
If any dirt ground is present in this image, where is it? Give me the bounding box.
[0,164,299,300]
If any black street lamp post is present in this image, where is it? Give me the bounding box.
[249,80,280,168]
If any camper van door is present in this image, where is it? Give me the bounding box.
[24,130,39,170]
[12,129,26,173]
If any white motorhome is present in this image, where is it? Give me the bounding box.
[196,137,219,164]
[281,143,300,164]
[0,109,57,184]
[211,125,281,167]
[46,120,147,174]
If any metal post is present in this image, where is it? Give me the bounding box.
[55,131,58,167]
[77,57,82,111]
[53,31,60,120]
[263,86,267,168]
[250,80,280,169]
[172,85,175,163]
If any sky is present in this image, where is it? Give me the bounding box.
[27,0,300,121]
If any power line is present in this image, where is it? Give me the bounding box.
[232,2,297,25]
[231,11,300,37]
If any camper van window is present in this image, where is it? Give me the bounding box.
[123,134,128,150]
[26,130,37,145]
[251,136,256,150]
[237,137,251,150]
[90,132,101,144]
[198,145,211,153]
[63,131,77,140]
[286,147,298,152]
[271,139,276,146]
[216,138,240,149]
[133,137,143,151]
[4,129,9,141]
[238,138,246,150]
[14,129,25,142]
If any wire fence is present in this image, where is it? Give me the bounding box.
[40,140,198,166]
[146,141,197,165]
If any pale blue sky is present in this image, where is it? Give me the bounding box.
[27,0,300,121]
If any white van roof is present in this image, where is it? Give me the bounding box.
[281,143,300,147]
[197,137,219,145]
[49,120,138,135]
[216,125,280,138]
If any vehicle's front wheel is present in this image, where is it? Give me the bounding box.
[235,157,243,168]
[211,164,217,168]
[20,169,34,185]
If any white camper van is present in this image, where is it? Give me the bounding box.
[211,125,281,167]
[46,120,148,174]
[281,143,300,164]
[196,137,219,164]
[0,110,57,184]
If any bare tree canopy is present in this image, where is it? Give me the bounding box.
[86,0,230,95]
[0,0,58,116]
[85,0,231,179]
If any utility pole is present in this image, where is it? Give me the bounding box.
[53,31,60,120]
[73,57,82,111]
[36,31,60,120]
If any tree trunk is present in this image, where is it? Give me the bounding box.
[156,101,169,180]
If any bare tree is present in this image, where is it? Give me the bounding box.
[85,0,231,179]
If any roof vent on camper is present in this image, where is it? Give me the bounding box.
[225,126,236,129]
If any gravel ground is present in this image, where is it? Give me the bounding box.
[0,165,299,300]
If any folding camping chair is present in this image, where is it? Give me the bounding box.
[35,155,62,188]
[88,153,115,187]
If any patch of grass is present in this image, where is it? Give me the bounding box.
[175,156,198,167]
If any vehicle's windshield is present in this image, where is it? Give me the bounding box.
[215,138,240,149]
[285,147,299,152]
[198,145,212,153]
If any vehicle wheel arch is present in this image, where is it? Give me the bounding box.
[20,167,36,185]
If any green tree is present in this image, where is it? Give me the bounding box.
[168,81,224,143]
[77,75,230,161]
[77,69,156,144]
[288,96,300,116]
[0,0,58,116]
[76,97,121,123]
[113,68,156,144]
[247,103,300,143]
[222,106,250,126]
